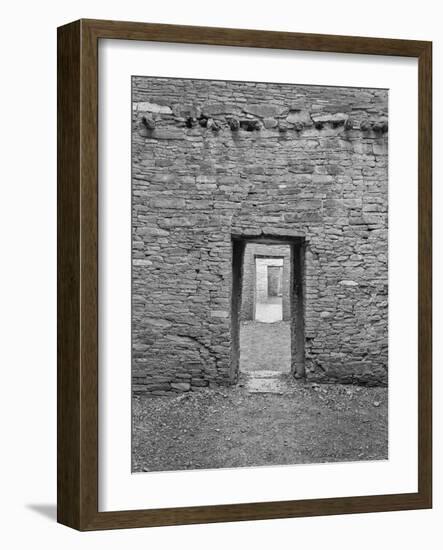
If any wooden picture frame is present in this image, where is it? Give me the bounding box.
[57,18,432,530]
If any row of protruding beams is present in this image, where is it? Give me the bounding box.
[139,113,388,135]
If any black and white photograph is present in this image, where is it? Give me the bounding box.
[131,76,389,473]
[2,0,435,541]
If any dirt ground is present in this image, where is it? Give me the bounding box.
[132,379,388,472]
[240,321,291,372]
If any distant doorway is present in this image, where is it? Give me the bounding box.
[254,257,284,322]
[268,265,283,297]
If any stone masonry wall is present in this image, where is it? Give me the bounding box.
[132,77,388,395]
[241,243,290,321]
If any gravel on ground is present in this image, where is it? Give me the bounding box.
[132,380,388,473]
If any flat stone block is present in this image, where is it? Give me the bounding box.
[134,101,172,114]
[210,310,229,318]
[171,382,191,391]
[151,198,186,209]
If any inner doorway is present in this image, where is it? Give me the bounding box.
[254,257,284,322]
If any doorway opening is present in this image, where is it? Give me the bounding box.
[230,236,305,383]
[254,257,284,322]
